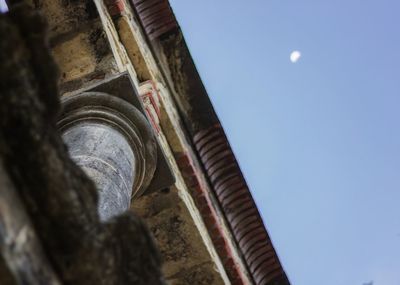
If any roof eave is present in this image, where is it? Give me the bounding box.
[129,1,290,284]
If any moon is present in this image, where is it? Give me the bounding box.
[0,0,8,13]
[290,50,301,63]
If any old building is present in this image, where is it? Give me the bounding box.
[0,0,289,284]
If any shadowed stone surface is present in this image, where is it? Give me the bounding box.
[0,4,165,285]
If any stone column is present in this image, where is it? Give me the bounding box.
[58,92,157,221]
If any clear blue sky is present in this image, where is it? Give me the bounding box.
[169,1,400,284]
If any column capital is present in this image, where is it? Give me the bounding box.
[58,92,157,220]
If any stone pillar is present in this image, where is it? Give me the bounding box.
[58,92,157,221]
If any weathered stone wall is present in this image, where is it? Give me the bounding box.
[0,5,165,285]
[133,187,225,285]
[9,1,236,284]
[27,0,118,93]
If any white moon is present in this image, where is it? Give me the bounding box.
[290,51,301,63]
[0,0,8,13]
